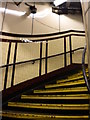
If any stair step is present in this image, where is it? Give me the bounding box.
[2,66,89,120]
[21,94,90,100]
[68,71,88,79]
[1,110,89,119]
[57,76,85,84]
[45,80,85,89]
[34,87,88,94]
[8,102,89,110]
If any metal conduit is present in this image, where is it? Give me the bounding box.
[82,44,90,93]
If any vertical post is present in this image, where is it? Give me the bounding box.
[45,40,48,74]
[31,15,34,35]
[64,37,67,67]
[4,42,11,90]
[59,15,60,32]
[69,35,72,64]
[39,42,42,76]
[11,42,17,87]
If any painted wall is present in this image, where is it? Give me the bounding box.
[0,2,87,90]
[1,2,84,34]
[81,1,90,82]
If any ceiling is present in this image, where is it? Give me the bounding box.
[52,1,82,15]
[12,0,82,15]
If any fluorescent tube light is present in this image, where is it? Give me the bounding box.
[54,0,67,6]
[0,8,25,16]
[0,7,51,18]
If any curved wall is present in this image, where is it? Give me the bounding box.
[1,2,84,34]
[81,1,90,80]
[0,2,87,90]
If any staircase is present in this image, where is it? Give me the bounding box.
[1,68,90,120]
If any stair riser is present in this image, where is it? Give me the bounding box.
[4,107,89,115]
[2,118,90,120]
[18,99,89,104]
[45,83,86,89]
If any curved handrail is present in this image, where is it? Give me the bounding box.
[82,44,90,93]
[0,33,85,43]
[0,29,85,38]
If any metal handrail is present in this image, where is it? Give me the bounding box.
[0,30,85,38]
[82,44,90,93]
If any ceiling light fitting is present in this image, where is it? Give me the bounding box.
[54,0,67,6]
[29,6,37,14]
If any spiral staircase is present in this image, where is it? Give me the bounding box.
[1,65,90,120]
[0,1,90,120]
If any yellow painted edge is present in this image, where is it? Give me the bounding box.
[21,94,89,97]
[68,72,88,78]
[45,80,85,89]
[8,102,89,107]
[0,111,89,119]
[34,87,87,93]
[21,96,89,100]
[57,76,84,84]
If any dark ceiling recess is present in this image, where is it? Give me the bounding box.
[52,2,82,15]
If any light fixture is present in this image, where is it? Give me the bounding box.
[30,8,52,18]
[0,7,52,18]
[54,0,67,6]
[0,8,25,16]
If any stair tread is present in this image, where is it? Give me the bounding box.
[2,67,89,119]
[68,71,88,79]
[1,110,89,119]
[34,87,88,94]
[57,76,85,84]
[8,102,89,110]
[45,80,85,89]
[21,94,90,100]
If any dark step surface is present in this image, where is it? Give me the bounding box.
[1,110,89,120]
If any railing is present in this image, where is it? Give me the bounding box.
[0,30,85,91]
[82,45,90,93]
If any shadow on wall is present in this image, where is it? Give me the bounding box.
[60,14,84,31]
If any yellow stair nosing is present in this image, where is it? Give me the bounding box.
[34,89,87,94]
[57,76,84,84]
[68,72,89,79]
[8,102,89,107]
[1,111,89,119]
[21,95,89,100]
[45,80,85,89]
[22,94,89,97]
[8,102,89,110]
[34,87,88,94]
